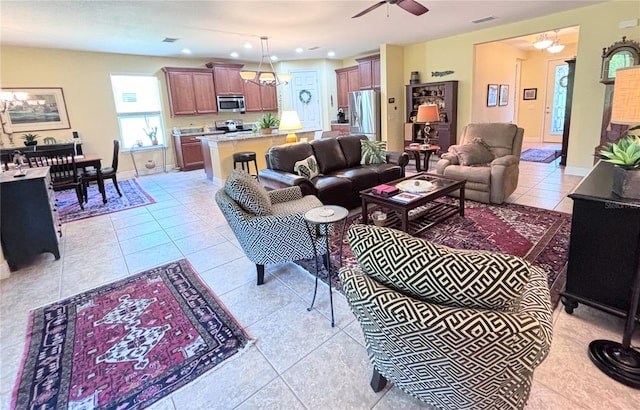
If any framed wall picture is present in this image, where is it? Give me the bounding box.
[499,84,509,106]
[0,87,71,133]
[487,84,498,107]
[523,88,537,100]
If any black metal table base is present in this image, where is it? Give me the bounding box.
[305,218,347,327]
[589,339,640,388]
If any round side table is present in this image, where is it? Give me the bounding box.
[304,205,349,327]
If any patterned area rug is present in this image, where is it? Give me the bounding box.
[56,179,156,223]
[298,200,571,309]
[520,148,562,163]
[12,259,252,410]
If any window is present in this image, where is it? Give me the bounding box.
[110,74,165,150]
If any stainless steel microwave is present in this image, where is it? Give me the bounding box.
[217,95,246,113]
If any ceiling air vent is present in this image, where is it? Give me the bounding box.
[308,46,320,51]
[162,37,179,43]
[472,16,497,24]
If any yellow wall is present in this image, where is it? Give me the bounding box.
[518,43,578,140]
[380,44,405,151]
[396,1,639,172]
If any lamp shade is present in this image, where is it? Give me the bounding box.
[546,41,565,54]
[417,104,439,123]
[279,110,302,143]
[611,66,640,125]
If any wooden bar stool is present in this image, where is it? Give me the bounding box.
[233,151,259,179]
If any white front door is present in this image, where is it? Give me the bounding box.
[290,70,321,131]
[542,59,569,143]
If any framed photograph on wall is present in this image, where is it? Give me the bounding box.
[499,84,509,106]
[487,84,498,107]
[0,87,71,133]
[523,88,537,100]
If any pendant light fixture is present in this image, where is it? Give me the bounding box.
[546,30,566,53]
[239,37,291,87]
[532,30,565,53]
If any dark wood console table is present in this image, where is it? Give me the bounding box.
[561,161,640,321]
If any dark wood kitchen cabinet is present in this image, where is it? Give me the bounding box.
[356,54,380,89]
[243,74,278,112]
[336,66,359,109]
[561,161,640,319]
[174,134,204,171]
[0,167,60,271]
[212,63,244,95]
[163,67,217,116]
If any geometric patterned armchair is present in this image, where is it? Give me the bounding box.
[215,170,328,285]
[435,123,524,204]
[339,224,553,409]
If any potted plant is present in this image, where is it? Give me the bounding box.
[256,113,279,135]
[599,127,640,199]
[21,133,39,146]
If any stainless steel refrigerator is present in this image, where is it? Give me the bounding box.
[349,89,381,141]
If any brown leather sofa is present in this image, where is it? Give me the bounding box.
[258,135,409,209]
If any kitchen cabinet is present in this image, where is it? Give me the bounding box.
[162,67,217,116]
[330,124,350,136]
[405,81,458,153]
[174,134,205,171]
[212,63,245,95]
[242,73,278,112]
[561,161,640,319]
[336,66,359,109]
[0,167,60,271]
[356,54,380,89]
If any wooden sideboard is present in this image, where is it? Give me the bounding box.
[0,167,60,271]
[561,161,640,319]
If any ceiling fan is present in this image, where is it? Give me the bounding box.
[352,0,429,19]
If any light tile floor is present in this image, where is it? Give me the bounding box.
[1,143,639,409]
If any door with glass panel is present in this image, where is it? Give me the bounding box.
[542,59,569,143]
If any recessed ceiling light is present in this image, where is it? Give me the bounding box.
[270,55,278,61]
[181,48,192,54]
[230,51,239,58]
[295,47,303,53]
[327,51,335,57]
[243,42,252,49]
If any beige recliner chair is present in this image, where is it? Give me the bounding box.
[435,123,524,204]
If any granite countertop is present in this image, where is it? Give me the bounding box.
[331,121,350,125]
[197,131,287,142]
[173,130,225,137]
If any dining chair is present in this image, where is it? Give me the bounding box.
[82,139,122,200]
[24,145,85,209]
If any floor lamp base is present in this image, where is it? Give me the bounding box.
[589,339,640,389]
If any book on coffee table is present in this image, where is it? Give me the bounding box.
[372,184,400,197]
[389,191,426,203]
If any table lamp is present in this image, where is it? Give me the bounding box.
[588,65,640,388]
[279,110,302,143]
[416,104,440,143]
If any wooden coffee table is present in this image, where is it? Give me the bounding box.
[360,172,465,236]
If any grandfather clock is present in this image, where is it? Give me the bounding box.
[597,37,640,157]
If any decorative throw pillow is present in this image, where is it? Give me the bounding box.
[224,169,272,216]
[347,224,530,312]
[360,140,387,165]
[449,138,495,166]
[293,155,319,179]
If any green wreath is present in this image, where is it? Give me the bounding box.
[299,89,312,105]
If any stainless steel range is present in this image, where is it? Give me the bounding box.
[214,119,252,133]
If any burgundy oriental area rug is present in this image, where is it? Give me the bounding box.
[299,200,571,309]
[56,179,156,223]
[12,259,252,410]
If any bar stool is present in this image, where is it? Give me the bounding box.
[233,151,259,179]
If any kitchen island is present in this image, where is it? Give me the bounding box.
[199,130,316,183]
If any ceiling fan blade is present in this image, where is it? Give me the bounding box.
[352,1,386,18]
[396,0,429,16]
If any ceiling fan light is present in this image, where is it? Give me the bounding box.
[533,33,553,49]
[547,41,565,53]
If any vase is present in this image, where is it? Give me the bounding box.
[24,141,38,146]
[612,166,640,199]
[260,128,272,135]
